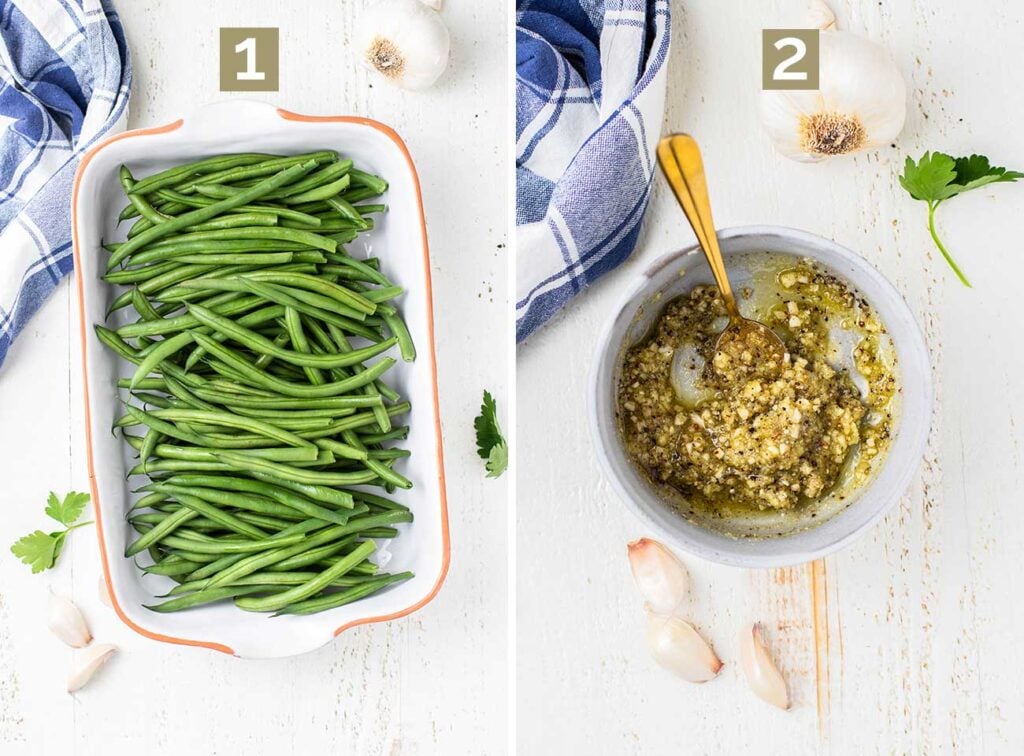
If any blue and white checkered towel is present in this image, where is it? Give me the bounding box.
[516,0,671,342]
[0,0,131,369]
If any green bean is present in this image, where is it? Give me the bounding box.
[128,332,194,388]
[314,437,368,461]
[214,451,377,486]
[142,557,204,577]
[128,153,273,196]
[168,490,269,538]
[283,174,351,205]
[151,444,319,463]
[187,303,396,370]
[148,408,315,449]
[192,390,380,410]
[145,585,269,613]
[191,332,395,398]
[155,188,324,226]
[125,506,198,557]
[234,540,376,612]
[274,572,413,616]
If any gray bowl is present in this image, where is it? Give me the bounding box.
[589,226,933,567]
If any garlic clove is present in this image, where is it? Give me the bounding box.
[98,575,113,608]
[47,594,92,648]
[67,643,117,693]
[355,0,451,91]
[419,0,443,9]
[738,623,790,710]
[627,538,689,616]
[645,612,722,683]
[808,0,837,31]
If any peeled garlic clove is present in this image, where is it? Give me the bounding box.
[47,594,92,648]
[759,7,905,162]
[627,538,689,616]
[738,623,790,710]
[68,643,117,693]
[645,612,722,683]
[98,575,113,608]
[355,0,451,91]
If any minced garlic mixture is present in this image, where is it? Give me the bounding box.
[617,260,896,512]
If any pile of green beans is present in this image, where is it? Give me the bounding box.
[95,150,416,616]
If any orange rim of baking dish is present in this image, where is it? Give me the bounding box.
[72,108,451,656]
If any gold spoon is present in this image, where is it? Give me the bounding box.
[656,133,787,371]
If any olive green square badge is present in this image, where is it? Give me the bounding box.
[220,27,280,92]
[762,29,819,90]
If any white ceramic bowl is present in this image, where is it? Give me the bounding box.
[72,101,450,658]
[590,226,933,568]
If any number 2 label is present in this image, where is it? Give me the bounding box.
[762,29,819,91]
[772,37,808,81]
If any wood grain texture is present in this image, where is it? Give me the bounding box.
[0,1,507,753]
[517,0,1024,752]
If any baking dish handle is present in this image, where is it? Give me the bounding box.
[176,99,283,141]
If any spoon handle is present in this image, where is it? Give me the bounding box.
[656,134,739,318]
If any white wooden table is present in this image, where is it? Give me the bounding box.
[518,1,1024,752]
[0,2,507,753]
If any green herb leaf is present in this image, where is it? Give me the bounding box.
[11,531,59,574]
[474,390,507,478]
[11,491,92,574]
[486,441,509,479]
[475,390,503,459]
[44,491,91,527]
[898,152,959,203]
[899,151,1023,287]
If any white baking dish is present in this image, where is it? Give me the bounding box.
[72,100,450,658]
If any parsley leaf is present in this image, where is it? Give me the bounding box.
[11,491,92,574]
[45,491,91,527]
[11,531,59,574]
[900,151,1023,286]
[486,441,509,479]
[474,390,507,478]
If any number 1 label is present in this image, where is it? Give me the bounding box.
[220,28,279,92]
[234,37,266,81]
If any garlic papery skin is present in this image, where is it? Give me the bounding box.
[738,623,790,710]
[355,0,450,91]
[759,3,905,162]
[645,612,722,683]
[47,595,92,648]
[627,538,689,616]
[808,0,836,31]
[68,644,117,693]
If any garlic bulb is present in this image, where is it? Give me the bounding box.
[68,643,117,693]
[355,0,450,91]
[645,612,722,683]
[759,1,905,161]
[47,594,92,648]
[738,623,790,709]
[627,538,689,616]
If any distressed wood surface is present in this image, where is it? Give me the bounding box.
[0,2,507,753]
[517,0,1024,752]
